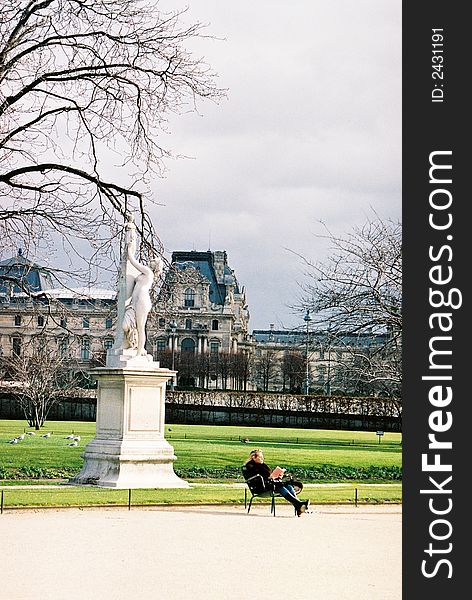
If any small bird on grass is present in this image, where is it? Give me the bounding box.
[68,441,78,447]
[26,432,35,436]
[8,438,18,444]
[17,434,25,440]
[73,436,81,442]
[41,432,51,438]
[65,435,75,440]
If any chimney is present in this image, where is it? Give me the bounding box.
[212,251,226,283]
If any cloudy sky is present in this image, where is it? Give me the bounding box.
[151,0,402,330]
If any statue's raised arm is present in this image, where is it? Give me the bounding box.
[109,214,160,365]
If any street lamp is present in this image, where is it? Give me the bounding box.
[326,323,332,397]
[170,319,177,389]
[304,310,311,395]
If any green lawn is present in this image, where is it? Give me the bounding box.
[0,419,402,480]
[0,484,402,508]
[0,419,401,507]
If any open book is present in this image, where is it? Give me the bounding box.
[270,466,285,479]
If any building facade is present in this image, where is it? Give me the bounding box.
[150,251,252,388]
[1,250,390,396]
[252,326,390,395]
[0,253,116,378]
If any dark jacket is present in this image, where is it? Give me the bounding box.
[243,459,273,493]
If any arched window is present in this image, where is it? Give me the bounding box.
[181,338,196,354]
[185,319,192,330]
[184,288,195,307]
[211,319,219,331]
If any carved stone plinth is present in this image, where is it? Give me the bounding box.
[71,366,188,488]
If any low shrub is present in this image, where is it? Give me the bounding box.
[174,464,402,481]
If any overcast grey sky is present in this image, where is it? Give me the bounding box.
[151,1,401,330]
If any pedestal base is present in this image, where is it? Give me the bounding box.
[71,439,188,488]
[71,366,188,489]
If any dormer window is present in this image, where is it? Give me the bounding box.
[184,288,195,307]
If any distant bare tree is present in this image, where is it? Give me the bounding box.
[0,0,222,285]
[295,216,402,404]
[1,336,81,428]
[255,349,279,392]
[281,350,305,393]
[230,351,252,391]
[216,351,231,390]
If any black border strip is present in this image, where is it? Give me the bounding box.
[403,1,467,595]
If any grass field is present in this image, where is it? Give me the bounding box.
[0,483,402,509]
[0,419,401,477]
[0,419,402,506]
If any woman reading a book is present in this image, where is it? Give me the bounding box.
[243,449,310,516]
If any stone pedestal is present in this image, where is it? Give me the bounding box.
[71,365,189,488]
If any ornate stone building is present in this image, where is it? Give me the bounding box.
[150,250,251,355]
[252,326,390,395]
[0,252,116,375]
[0,250,253,389]
[1,250,388,395]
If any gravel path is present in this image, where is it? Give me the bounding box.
[1,504,401,600]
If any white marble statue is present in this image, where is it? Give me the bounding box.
[110,214,162,363]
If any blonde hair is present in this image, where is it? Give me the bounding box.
[244,449,263,464]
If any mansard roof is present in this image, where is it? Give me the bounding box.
[252,329,388,347]
[171,250,240,305]
[0,252,54,294]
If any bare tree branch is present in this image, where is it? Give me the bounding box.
[291,215,402,403]
[1,0,223,286]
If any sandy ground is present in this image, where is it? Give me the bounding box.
[1,504,401,600]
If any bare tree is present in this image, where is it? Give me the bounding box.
[230,351,252,392]
[281,350,305,393]
[216,351,231,390]
[1,335,82,428]
[0,0,222,284]
[255,349,279,392]
[295,216,402,403]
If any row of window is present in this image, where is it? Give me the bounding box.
[155,338,220,354]
[11,336,114,359]
[13,315,113,329]
[158,317,219,331]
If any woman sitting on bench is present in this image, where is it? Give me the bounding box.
[243,449,310,516]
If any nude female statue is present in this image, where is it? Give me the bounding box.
[122,215,162,356]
